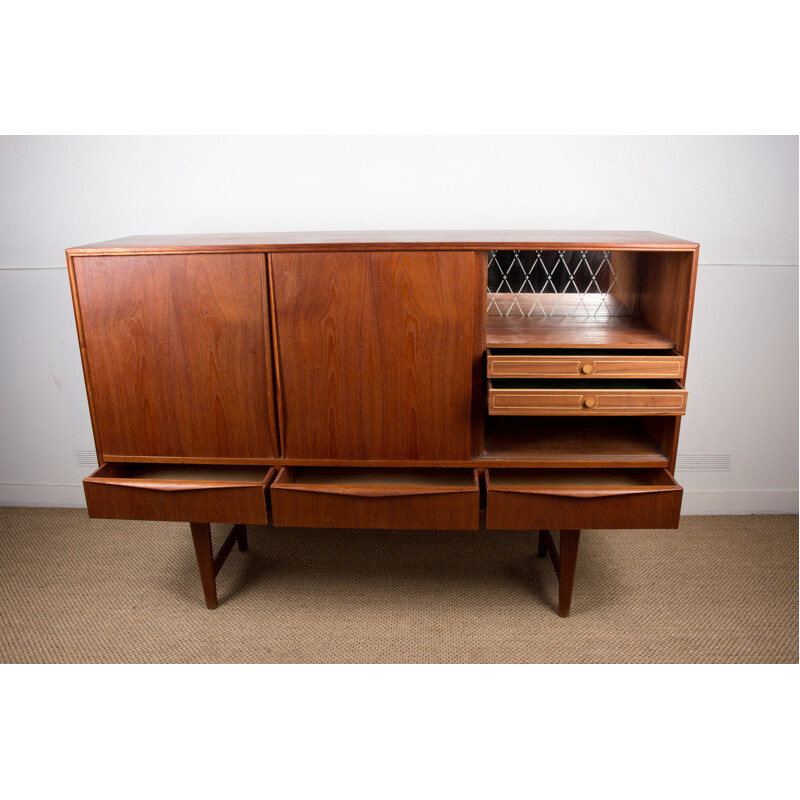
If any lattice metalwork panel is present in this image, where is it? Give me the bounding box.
[487,250,639,317]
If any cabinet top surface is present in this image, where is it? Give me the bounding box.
[67,230,699,255]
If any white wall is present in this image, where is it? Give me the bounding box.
[0,136,797,512]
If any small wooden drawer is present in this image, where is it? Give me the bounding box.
[83,464,276,524]
[487,349,685,380]
[485,468,682,529]
[488,379,687,416]
[271,467,480,529]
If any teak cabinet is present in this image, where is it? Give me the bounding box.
[67,231,699,616]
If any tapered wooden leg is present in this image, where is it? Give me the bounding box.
[537,529,548,557]
[558,530,580,618]
[190,522,218,610]
[236,523,248,552]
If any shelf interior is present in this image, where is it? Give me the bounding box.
[287,468,476,487]
[482,416,669,466]
[94,463,270,482]
[489,378,680,390]
[488,468,674,488]
[486,315,676,350]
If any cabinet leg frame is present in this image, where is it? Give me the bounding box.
[537,529,549,558]
[538,529,581,618]
[189,522,248,610]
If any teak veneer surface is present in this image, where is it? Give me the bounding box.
[485,486,682,530]
[485,469,682,530]
[73,253,279,462]
[638,250,698,358]
[67,230,699,254]
[270,251,476,461]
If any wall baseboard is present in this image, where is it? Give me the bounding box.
[1,484,797,516]
[680,489,798,515]
[0,483,88,508]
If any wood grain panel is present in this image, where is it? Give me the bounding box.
[638,251,697,357]
[74,253,279,460]
[66,253,105,463]
[641,416,681,472]
[271,467,479,529]
[485,469,682,529]
[471,251,488,457]
[271,251,475,460]
[607,251,641,315]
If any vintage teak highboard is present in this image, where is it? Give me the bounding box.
[66,231,698,616]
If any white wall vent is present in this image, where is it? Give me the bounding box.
[675,454,732,471]
[75,449,98,467]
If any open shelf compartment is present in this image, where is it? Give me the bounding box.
[486,249,694,351]
[482,416,675,467]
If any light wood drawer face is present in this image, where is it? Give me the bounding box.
[485,468,682,529]
[271,468,480,530]
[488,380,687,416]
[486,350,685,380]
[83,464,276,524]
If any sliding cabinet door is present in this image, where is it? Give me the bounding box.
[271,251,477,460]
[74,253,278,461]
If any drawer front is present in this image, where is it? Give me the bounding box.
[271,468,480,530]
[487,351,685,380]
[485,469,682,529]
[83,465,276,524]
[488,381,687,416]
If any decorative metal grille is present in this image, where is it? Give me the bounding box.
[487,250,639,318]
[74,449,98,467]
[675,454,732,471]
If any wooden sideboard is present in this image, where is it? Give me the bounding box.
[67,231,698,616]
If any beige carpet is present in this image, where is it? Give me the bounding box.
[0,507,796,663]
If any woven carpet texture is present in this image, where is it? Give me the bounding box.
[0,508,796,663]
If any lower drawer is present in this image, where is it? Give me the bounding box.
[83,463,276,524]
[488,379,687,415]
[485,468,682,529]
[271,467,480,529]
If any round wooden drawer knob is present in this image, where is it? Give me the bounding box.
[582,396,598,409]
[581,363,595,374]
